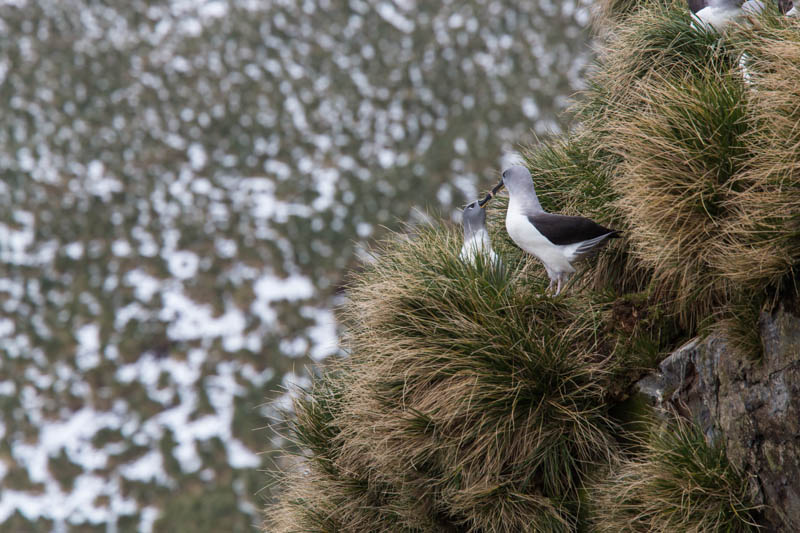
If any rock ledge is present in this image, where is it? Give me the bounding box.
[636,307,800,531]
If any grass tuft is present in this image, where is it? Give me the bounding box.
[267,369,446,532]
[586,414,761,533]
[572,2,800,332]
[592,0,659,29]
[709,298,766,361]
[578,0,739,133]
[608,68,749,326]
[335,225,619,530]
[712,16,800,293]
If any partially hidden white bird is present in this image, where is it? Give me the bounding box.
[460,201,500,266]
[692,0,745,30]
[690,1,785,85]
[478,166,620,295]
[691,0,791,31]
[738,1,769,84]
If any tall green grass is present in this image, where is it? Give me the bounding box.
[269,369,448,532]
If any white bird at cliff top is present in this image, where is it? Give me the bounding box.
[690,1,778,85]
[691,0,796,30]
[460,201,500,266]
[691,0,765,30]
[478,166,620,295]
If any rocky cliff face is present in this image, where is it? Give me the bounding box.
[636,306,800,531]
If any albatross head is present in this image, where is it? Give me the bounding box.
[462,201,487,236]
[478,165,534,208]
[500,165,535,197]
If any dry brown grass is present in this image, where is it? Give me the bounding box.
[579,0,738,138]
[573,3,745,329]
[266,367,453,533]
[588,11,800,328]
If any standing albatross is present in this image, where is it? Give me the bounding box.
[479,165,620,295]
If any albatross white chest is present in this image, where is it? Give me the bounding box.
[505,199,575,277]
[460,228,499,265]
[460,200,500,266]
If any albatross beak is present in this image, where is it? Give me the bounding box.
[478,179,504,208]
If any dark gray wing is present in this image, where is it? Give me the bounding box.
[572,233,617,259]
[689,0,708,14]
[527,213,619,246]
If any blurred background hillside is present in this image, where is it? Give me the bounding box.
[0,0,591,530]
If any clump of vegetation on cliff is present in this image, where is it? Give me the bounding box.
[587,415,760,533]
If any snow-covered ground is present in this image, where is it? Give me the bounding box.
[0,0,592,529]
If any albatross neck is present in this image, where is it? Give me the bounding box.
[508,186,544,214]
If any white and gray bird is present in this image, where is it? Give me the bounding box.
[739,2,769,83]
[460,201,500,266]
[478,166,620,295]
[692,0,744,29]
[690,0,766,29]
[691,0,792,30]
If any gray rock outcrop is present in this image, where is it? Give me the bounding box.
[636,306,800,532]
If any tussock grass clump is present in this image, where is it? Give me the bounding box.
[337,225,619,531]
[712,17,800,293]
[587,415,761,533]
[580,0,738,134]
[574,1,800,333]
[267,225,682,532]
[268,370,441,533]
[587,10,800,328]
[608,68,749,325]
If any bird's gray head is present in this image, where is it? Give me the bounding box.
[477,165,537,208]
[500,165,536,197]
[462,201,486,236]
